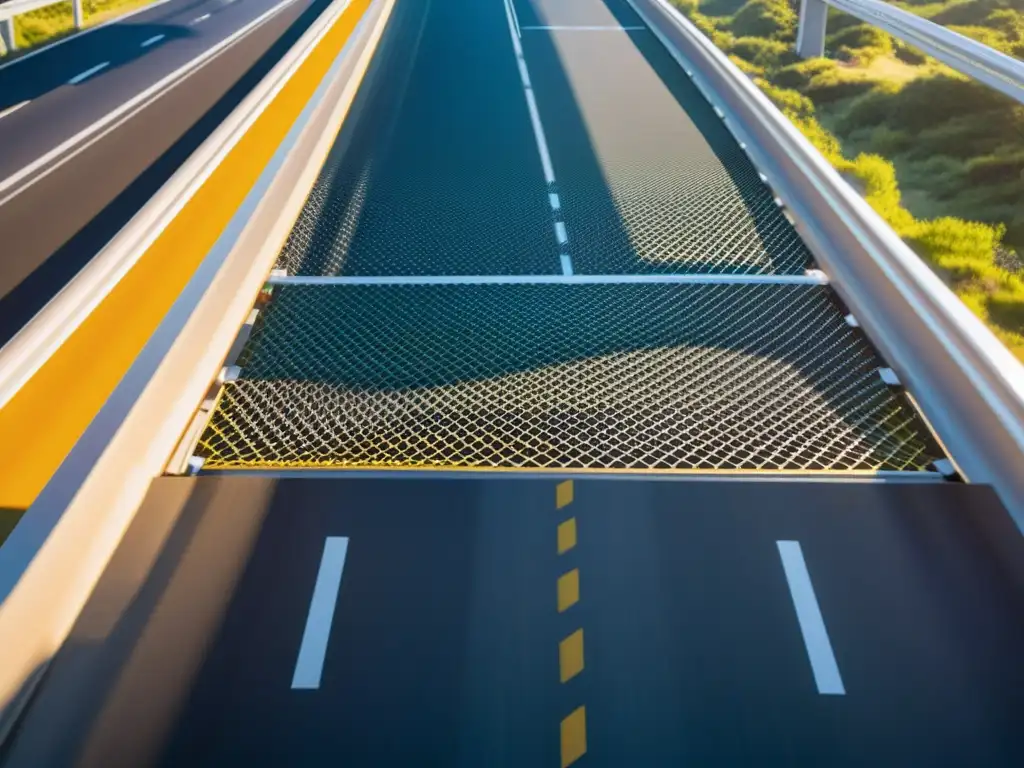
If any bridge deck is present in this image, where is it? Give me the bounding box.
[189,0,939,476]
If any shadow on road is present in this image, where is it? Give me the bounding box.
[0,22,195,113]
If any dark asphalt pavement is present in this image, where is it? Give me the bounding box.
[0,0,324,345]
[6,476,1024,766]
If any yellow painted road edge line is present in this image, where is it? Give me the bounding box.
[556,479,587,767]
[0,0,372,512]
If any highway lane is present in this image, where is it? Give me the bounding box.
[271,0,560,276]
[0,0,331,345]
[0,0,302,184]
[5,476,1024,765]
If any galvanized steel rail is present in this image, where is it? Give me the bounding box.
[797,0,1024,105]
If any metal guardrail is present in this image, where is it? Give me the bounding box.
[796,0,1024,105]
[0,0,83,53]
[629,0,1024,524]
[0,0,392,736]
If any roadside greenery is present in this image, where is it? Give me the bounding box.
[3,0,156,53]
[671,0,1024,359]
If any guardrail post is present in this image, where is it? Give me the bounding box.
[73,0,84,29]
[0,19,16,54]
[796,0,828,58]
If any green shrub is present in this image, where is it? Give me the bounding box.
[728,36,798,68]
[985,8,1024,37]
[909,117,1009,160]
[729,0,797,40]
[791,115,849,166]
[756,80,815,119]
[965,151,1024,185]
[988,291,1024,338]
[825,9,864,34]
[14,2,74,47]
[774,58,838,90]
[835,80,902,131]
[839,75,1013,135]
[1007,216,1024,251]
[729,54,766,76]
[948,23,1014,53]
[698,0,746,17]
[671,0,701,14]
[910,217,1006,274]
[826,24,894,62]
[864,125,915,156]
[892,41,929,65]
[850,154,915,231]
[803,71,878,103]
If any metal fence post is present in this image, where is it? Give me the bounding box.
[0,19,16,53]
[73,0,84,28]
[796,0,828,58]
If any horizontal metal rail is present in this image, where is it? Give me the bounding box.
[266,272,831,286]
[797,0,1024,105]
[629,0,1024,524]
[0,0,392,737]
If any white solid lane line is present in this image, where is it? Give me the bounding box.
[0,101,30,121]
[141,34,166,47]
[191,12,211,23]
[508,0,521,38]
[67,62,111,85]
[777,540,846,696]
[292,537,350,690]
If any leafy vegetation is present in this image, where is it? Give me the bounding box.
[672,0,1024,359]
[2,0,155,54]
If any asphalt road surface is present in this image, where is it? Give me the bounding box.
[0,0,329,345]
[6,476,1024,765]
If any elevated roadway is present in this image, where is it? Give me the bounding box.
[0,0,1023,764]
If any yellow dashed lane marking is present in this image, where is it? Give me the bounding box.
[559,629,584,683]
[557,517,577,554]
[561,706,587,767]
[0,0,372,510]
[557,568,579,613]
[556,479,574,509]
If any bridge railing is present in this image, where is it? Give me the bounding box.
[796,0,1024,106]
[0,0,84,53]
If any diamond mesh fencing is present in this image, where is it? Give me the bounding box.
[273,0,560,277]
[196,283,936,472]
